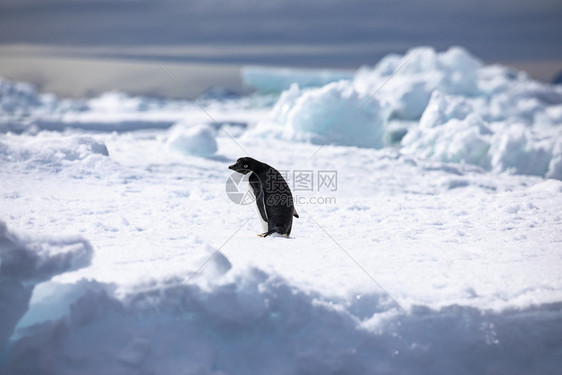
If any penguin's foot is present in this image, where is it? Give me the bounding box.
[258,232,290,238]
[258,229,276,237]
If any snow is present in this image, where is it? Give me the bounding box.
[0,220,92,353]
[166,123,218,156]
[402,113,492,167]
[402,90,562,179]
[0,79,269,134]
[353,46,481,120]
[0,133,110,171]
[1,46,562,373]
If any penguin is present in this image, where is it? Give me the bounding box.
[228,157,299,237]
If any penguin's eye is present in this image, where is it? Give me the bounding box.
[243,164,248,168]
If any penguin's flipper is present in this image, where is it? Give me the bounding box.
[250,174,268,223]
[255,192,269,223]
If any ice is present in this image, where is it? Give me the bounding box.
[546,141,562,180]
[2,45,560,180]
[166,123,218,156]
[356,52,562,125]
[402,113,492,167]
[0,79,266,133]
[418,90,473,129]
[489,125,554,177]
[247,46,562,173]
[487,81,562,124]
[0,221,93,352]
[354,46,481,120]
[402,90,562,179]
[285,81,389,148]
[2,45,562,373]
[543,104,562,126]
[242,66,354,93]
[249,81,390,149]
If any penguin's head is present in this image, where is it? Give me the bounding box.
[228,157,259,175]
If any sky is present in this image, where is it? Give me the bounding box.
[1,0,561,96]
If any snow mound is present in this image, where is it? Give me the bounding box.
[487,81,562,124]
[354,46,481,120]
[0,133,110,175]
[489,125,557,177]
[11,236,233,342]
[249,81,390,149]
[0,221,93,352]
[242,66,354,93]
[4,265,562,374]
[166,123,218,156]
[418,90,473,129]
[402,91,562,179]
[402,113,492,167]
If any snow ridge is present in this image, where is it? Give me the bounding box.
[0,221,93,353]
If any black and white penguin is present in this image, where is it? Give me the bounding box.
[228,157,299,237]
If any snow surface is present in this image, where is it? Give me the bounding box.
[1,47,562,374]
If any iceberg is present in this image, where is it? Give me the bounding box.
[251,81,389,149]
[242,66,354,93]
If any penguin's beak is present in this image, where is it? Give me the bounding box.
[228,164,235,170]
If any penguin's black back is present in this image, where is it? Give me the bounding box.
[259,164,294,235]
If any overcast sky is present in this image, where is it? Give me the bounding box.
[1,0,562,67]
[1,0,561,97]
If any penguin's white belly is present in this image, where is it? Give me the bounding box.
[247,182,268,232]
[256,206,269,232]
